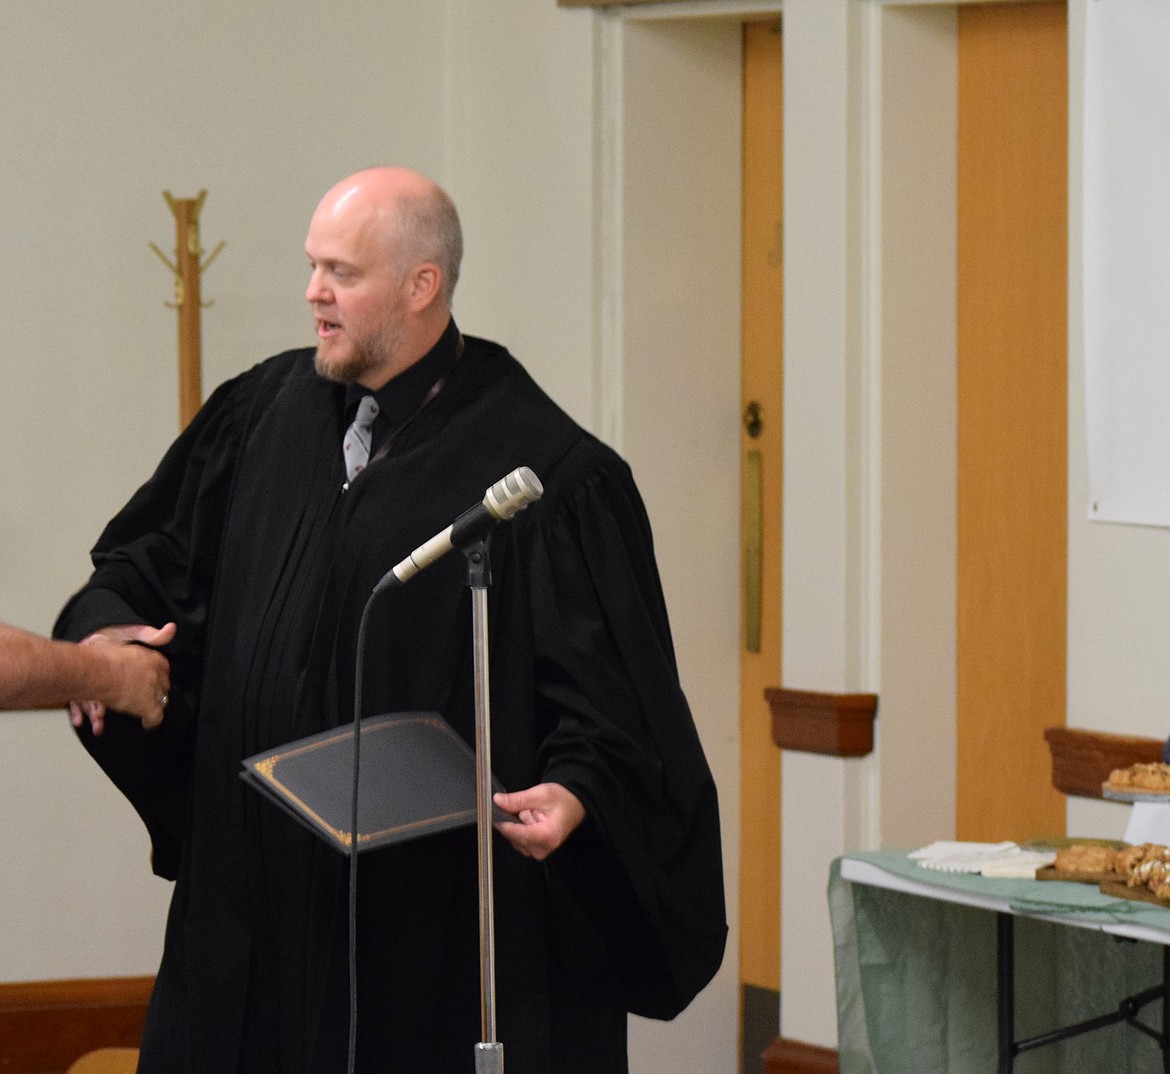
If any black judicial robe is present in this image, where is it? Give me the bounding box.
[55,336,726,1073]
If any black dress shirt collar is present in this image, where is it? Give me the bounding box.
[343,318,462,449]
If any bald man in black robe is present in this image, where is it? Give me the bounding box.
[56,166,726,1073]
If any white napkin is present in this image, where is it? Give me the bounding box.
[909,840,1054,877]
[978,847,1057,878]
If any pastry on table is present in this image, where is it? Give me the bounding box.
[1106,762,1170,792]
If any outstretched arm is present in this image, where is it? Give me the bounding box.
[0,621,174,725]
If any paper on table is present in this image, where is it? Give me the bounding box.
[979,848,1057,878]
[910,840,1015,872]
[908,840,1054,877]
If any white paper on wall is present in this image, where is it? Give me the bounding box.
[1084,0,1170,527]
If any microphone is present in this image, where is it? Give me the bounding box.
[376,467,543,589]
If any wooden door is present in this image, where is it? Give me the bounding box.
[740,18,783,1072]
[956,2,1068,841]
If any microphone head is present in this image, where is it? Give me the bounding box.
[484,466,543,521]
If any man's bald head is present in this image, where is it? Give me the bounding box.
[314,166,462,306]
[305,167,464,388]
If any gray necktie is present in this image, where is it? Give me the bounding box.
[343,395,380,484]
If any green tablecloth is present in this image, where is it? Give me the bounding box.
[831,851,1170,1073]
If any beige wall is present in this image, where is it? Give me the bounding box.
[606,18,742,1068]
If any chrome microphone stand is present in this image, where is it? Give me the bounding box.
[355,466,541,1072]
[464,538,504,1074]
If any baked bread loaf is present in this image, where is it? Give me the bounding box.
[1053,843,1119,875]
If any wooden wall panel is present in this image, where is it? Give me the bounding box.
[762,1036,839,1074]
[956,2,1068,842]
[741,15,784,997]
[741,19,784,1073]
[0,977,151,1074]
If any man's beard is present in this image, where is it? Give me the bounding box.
[314,339,378,384]
[314,324,401,385]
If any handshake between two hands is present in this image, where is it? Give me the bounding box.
[69,621,176,735]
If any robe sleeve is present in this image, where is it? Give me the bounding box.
[54,365,262,878]
[523,450,727,1020]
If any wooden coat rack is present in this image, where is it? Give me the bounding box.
[150,190,225,429]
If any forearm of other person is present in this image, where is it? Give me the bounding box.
[0,622,174,727]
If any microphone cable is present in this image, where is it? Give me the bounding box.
[346,587,378,1074]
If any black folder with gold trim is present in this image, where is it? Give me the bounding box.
[240,712,510,853]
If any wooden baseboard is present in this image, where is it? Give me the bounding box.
[0,976,152,1074]
[0,979,841,1074]
[762,1036,839,1074]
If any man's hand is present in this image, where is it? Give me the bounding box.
[69,622,177,735]
[493,783,586,861]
